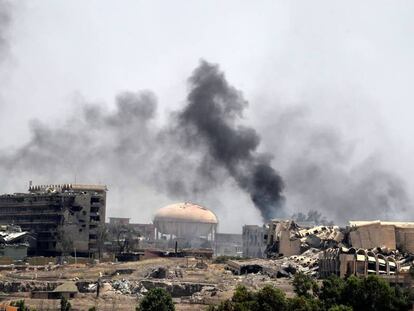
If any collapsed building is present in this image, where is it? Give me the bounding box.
[0,225,33,260]
[229,218,414,283]
[264,220,344,258]
[0,184,107,257]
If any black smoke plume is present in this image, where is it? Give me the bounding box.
[0,60,410,224]
[177,61,285,220]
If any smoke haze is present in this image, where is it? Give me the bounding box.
[0,2,413,231]
[0,0,11,62]
[0,59,410,226]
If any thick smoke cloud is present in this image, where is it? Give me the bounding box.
[0,0,11,62]
[0,60,410,225]
[177,61,284,220]
[0,0,12,116]
[264,107,411,223]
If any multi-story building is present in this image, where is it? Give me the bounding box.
[0,184,107,257]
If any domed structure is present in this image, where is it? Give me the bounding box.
[153,202,218,244]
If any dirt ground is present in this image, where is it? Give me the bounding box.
[0,257,293,310]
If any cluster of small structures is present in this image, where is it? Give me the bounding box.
[0,183,414,309]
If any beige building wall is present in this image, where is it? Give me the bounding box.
[350,222,396,249]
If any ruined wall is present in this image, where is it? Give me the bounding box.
[242,225,266,258]
[279,230,301,257]
[350,222,396,250]
[395,227,414,253]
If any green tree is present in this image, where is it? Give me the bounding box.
[208,285,288,311]
[292,273,316,298]
[207,275,414,311]
[231,285,255,311]
[60,296,71,311]
[391,285,413,311]
[287,296,321,311]
[137,288,175,311]
[207,300,234,311]
[328,305,353,311]
[10,300,30,311]
[318,275,346,308]
[253,285,287,311]
[340,275,412,311]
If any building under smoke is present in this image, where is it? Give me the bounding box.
[242,224,267,258]
[153,202,218,248]
[0,184,107,257]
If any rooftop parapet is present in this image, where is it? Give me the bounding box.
[28,183,107,193]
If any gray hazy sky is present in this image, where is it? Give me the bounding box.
[1,1,414,230]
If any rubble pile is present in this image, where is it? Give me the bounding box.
[298,226,344,250]
[233,220,414,281]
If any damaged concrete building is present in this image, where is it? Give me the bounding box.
[264,220,345,259]
[242,225,267,258]
[0,184,107,257]
[262,219,414,280]
[319,247,399,278]
[214,233,242,257]
[349,220,414,253]
[264,220,301,258]
[0,225,33,260]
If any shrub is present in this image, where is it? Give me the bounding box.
[318,275,346,308]
[208,285,287,311]
[292,273,316,298]
[137,287,175,311]
[207,274,414,311]
[60,297,71,311]
[10,300,30,311]
[287,296,321,311]
[254,285,287,311]
[328,305,353,311]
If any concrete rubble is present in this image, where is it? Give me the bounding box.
[229,219,414,282]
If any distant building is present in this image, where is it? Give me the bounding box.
[0,184,107,257]
[32,282,79,299]
[107,217,155,242]
[214,233,242,257]
[242,225,266,258]
[109,217,130,226]
[153,202,218,249]
[0,225,32,260]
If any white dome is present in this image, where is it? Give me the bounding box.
[153,202,218,237]
[154,202,218,224]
